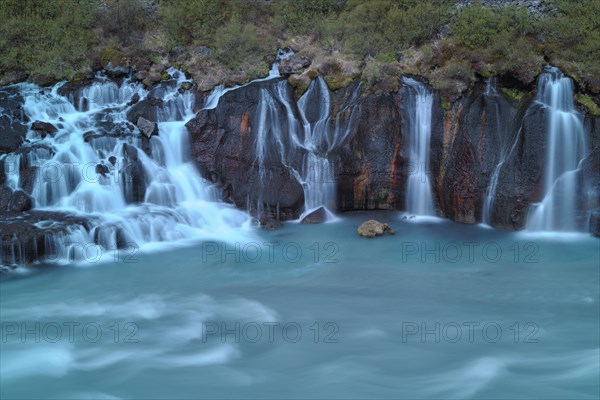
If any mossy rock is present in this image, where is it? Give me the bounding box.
[500,87,526,103]
[101,47,124,67]
[576,94,600,117]
[324,72,359,91]
[357,220,395,238]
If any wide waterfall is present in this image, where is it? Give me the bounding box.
[3,68,250,264]
[403,77,435,216]
[253,76,360,221]
[526,66,588,231]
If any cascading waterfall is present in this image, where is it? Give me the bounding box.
[5,68,250,263]
[252,76,360,221]
[403,77,435,216]
[526,66,588,231]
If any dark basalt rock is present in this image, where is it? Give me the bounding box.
[126,95,165,123]
[0,87,28,153]
[300,206,327,224]
[488,97,546,229]
[0,210,92,266]
[128,93,140,106]
[31,121,58,138]
[337,91,405,211]
[136,116,158,138]
[433,84,518,224]
[120,143,146,203]
[186,78,305,220]
[0,185,12,210]
[10,190,33,212]
[589,209,600,237]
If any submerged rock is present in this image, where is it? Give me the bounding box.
[301,206,327,224]
[357,219,395,238]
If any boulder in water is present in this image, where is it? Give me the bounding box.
[10,190,33,212]
[357,219,395,238]
[31,121,58,139]
[136,116,158,138]
[128,93,140,106]
[301,206,327,224]
[96,164,109,177]
[278,55,312,76]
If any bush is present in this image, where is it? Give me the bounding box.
[451,2,537,48]
[214,18,267,69]
[158,0,233,45]
[273,0,338,36]
[0,0,95,83]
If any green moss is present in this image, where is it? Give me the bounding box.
[160,71,171,80]
[101,46,124,67]
[500,87,526,103]
[576,94,600,117]
[324,72,357,91]
[442,100,452,111]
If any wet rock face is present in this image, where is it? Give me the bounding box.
[0,185,12,210]
[136,116,158,138]
[433,85,518,224]
[31,121,58,139]
[0,87,28,153]
[337,92,405,211]
[186,79,305,220]
[10,190,33,212]
[121,143,146,203]
[489,100,547,229]
[0,210,92,267]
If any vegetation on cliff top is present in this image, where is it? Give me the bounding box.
[0,0,598,109]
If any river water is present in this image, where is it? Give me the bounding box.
[1,212,598,399]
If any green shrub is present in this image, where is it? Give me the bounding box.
[158,0,233,45]
[214,18,267,69]
[0,0,95,83]
[576,94,600,117]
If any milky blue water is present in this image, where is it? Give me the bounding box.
[1,212,599,399]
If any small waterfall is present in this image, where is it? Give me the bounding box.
[203,49,294,110]
[485,76,498,97]
[482,76,504,225]
[403,77,435,216]
[526,67,588,231]
[252,77,359,221]
[3,68,250,264]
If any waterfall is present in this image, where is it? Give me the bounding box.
[203,49,294,110]
[526,66,588,231]
[482,76,503,225]
[4,68,250,264]
[403,77,435,216]
[252,77,359,221]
